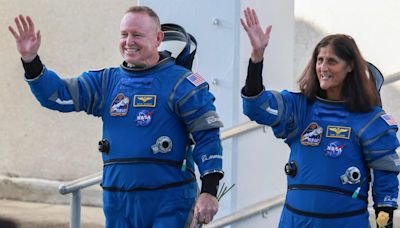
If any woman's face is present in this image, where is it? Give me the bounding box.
[316,45,352,100]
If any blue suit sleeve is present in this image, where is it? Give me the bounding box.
[26,67,106,117]
[171,73,224,177]
[192,128,223,177]
[357,110,400,208]
[372,169,399,208]
[242,89,300,140]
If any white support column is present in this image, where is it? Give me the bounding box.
[139,1,294,226]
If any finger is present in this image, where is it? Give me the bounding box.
[265,25,272,36]
[204,214,211,224]
[15,16,23,36]
[251,9,259,25]
[27,16,35,33]
[198,215,207,224]
[8,26,19,39]
[189,217,196,228]
[197,216,202,224]
[248,8,257,25]
[240,18,248,31]
[209,213,215,223]
[244,8,252,26]
[37,30,41,43]
[196,210,205,223]
[19,15,29,33]
[193,208,200,223]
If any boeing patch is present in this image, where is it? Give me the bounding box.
[133,95,156,107]
[326,126,351,139]
[136,109,154,126]
[301,122,323,146]
[110,93,130,116]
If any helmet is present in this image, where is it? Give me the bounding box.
[159,23,197,70]
[367,62,384,93]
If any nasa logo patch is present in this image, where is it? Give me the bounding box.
[325,142,346,158]
[136,109,154,126]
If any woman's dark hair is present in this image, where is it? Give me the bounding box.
[298,34,380,112]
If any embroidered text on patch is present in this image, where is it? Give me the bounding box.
[326,126,351,139]
[201,154,223,163]
[133,95,156,107]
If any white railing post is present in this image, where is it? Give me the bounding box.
[70,190,81,228]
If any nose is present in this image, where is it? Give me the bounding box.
[320,60,328,72]
[126,34,135,45]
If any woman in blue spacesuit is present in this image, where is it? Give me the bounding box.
[240,8,399,228]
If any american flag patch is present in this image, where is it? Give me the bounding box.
[381,114,397,126]
[186,73,206,86]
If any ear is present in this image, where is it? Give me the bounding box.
[346,62,354,73]
[156,31,164,47]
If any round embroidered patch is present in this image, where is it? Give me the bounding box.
[325,141,345,158]
[136,109,154,126]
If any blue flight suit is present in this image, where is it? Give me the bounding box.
[242,89,400,228]
[26,56,224,227]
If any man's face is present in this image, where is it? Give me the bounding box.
[119,12,163,67]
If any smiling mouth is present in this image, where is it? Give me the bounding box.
[321,74,332,80]
[125,47,139,54]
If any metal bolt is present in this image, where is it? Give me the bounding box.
[212,78,219,85]
[212,18,220,25]
[261,209,269,218]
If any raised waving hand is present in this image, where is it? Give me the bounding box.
[8,15,41,62]
[240,8,272,63]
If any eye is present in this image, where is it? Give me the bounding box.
[327,58,338,65]
[121,33,128,38]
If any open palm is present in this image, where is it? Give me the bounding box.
[8,15,41,62]
[240,8,272,62]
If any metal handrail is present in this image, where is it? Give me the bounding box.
[58,121,263,228]
[58,172,103,228]
[206,194,285,228]
[384,72,400,85]
[59,171,103,195]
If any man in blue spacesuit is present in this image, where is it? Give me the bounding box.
[240,8,399,228]
[9,6,223,227]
